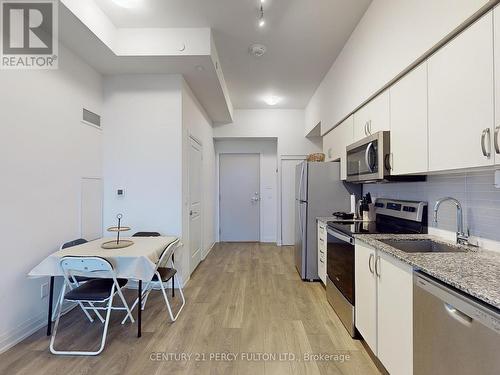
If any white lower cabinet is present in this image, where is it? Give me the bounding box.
[317,221,327,285]
[355,241,413,375]
[354,242,377,351]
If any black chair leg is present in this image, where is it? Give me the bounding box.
[46,276,54,336]
[172,254,175,297]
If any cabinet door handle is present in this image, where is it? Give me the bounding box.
[481,128,491,158]
[495,126,500,154]
[384,152,393,171]
[364,122,368,136]
[374,256,381,277]
[367,120,372,135]
[368,253,374,274]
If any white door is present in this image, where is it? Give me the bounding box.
[428,13,494,171]
[81,177,102,240]
[281,158,305,245]
[189,138,202,273]
[390,62,428,175]
[219,153,260,241]
[354,241,377,354]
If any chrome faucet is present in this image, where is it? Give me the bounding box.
[433,197,469,245]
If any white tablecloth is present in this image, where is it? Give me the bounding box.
[28,236,179,281]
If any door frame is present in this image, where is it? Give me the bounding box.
[216,152,262,242]
[278,155,307,246]
[188,134,203,273]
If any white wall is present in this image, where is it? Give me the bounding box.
[103,74,182,233]
[214,109,321,157]
[214,139,278,243]
[181,80,216,266]
[0,44,103,352]
[306,0,491,134]
[102,74,188,279]
[103,75,216,285]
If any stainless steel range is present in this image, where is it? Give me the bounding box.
[326,198,428,337]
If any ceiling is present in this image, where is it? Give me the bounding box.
[93,0,372,109]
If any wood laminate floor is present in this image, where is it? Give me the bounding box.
[0,243,379,375]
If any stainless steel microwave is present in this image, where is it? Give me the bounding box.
[346,131,391,183]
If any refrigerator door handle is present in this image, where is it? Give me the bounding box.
[298,162,305,201]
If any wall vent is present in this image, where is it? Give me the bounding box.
[82,108,101,128]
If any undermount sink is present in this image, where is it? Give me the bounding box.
[379,239,467,253]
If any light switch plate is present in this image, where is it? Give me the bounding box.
[495,170,500,189]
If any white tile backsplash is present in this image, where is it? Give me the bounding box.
[364,170,500,241]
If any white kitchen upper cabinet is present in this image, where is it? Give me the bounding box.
[323,116,354,180]
[353,90,390,142]
[354,241,377,354]
[377,253,414,375]
[390,63,428,175]
[494,6,500,165]
[428,12,494,171]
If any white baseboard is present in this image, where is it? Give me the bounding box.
[0,300,76,354]
[0,311,47,354]
[202,241,216,259]
[260,237,276,243]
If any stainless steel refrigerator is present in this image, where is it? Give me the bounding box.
[295,161,360,280]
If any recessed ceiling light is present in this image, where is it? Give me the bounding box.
[112,0,141,8]
[264,95,281,106]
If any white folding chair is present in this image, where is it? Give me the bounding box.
[52,239,105,324]
[50,256,135,356]
[122,239,185,324]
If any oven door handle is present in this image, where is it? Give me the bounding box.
[326,228,354,244]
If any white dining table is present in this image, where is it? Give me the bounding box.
[28,236,179,338]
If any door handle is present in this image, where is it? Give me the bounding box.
[444,303,473,326]
[374,256,380,277]
[384,153,393,171]
[494,126,500,154]
[481,128,491,158]
[364,122,368,136]
[367,120,372,135]
[365,142,375,173]
[368,253,374,274]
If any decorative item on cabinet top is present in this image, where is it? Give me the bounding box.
[307,153,325,162]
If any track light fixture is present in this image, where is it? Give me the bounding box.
[258,5,265,28]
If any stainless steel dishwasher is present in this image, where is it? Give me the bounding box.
[414,272,500,375]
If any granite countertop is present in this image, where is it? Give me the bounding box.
[355,234,500,309]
